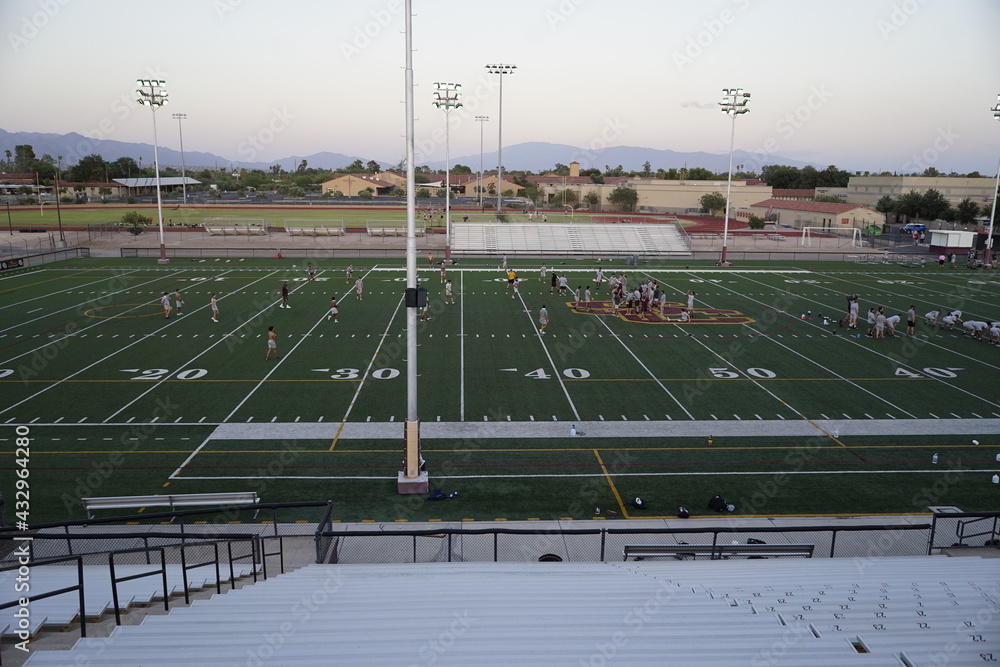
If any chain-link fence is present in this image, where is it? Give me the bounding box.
[318,521,970,564]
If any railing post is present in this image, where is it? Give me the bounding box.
[493,533,498,562]
[77,556,87,638]
[109,553,122,625]
[600,529,606,562]
[829,529,837,558]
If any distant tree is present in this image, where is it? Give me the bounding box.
[583,190,601,210]
[685,167,715,180]
[761,164,800,189]
[553,189,577,206]
[119,210,147,236]
[921,166,941,177]
[345,159,366,173]
[389,186,405,197]
[875,195,896,214]
[296,159,308,173]
[365,160,381,173]
[13,145,36,172]
[954,198,981,226]
[747,215,766,230]
[607,186,638,211]
[920,189,950,220]
[603,164,625,177]
[435,188,447,198]
[551,163,570,176]
[940,206,958,223]
[814,195,844,203]
[286,186,305,198]
[700,192,727,216]
[641,161,652,176]
[358,187,375,200]
[580,168,603,184]
[451,164,473,175]
[67,154,107,182]
[895,190,924,219]
[416,188,431,199]
[965,171,982,179]
[98,186,112,200]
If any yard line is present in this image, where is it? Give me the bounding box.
[739,323,917,418]
[0,268,192,338]
[460,268,465,422]
[714,273,1000,411]
[0,267,141,314]
[828,272,1000,313]
[0,270,269,420]
[515,291,580,421]
[325,292,404,451]
[101,270,285,422]
[173,468,1000,482]
[590,312,695,420]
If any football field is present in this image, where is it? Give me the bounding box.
[2,257,998,524]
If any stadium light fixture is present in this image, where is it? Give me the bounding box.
[172,113,188,205]
[719,87,751,266]
[433,83,462,262]
[136,79,170,264]
[985,93,1000,266]
[475,116,489,209]
[485,64,516,218]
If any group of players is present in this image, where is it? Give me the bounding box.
[842,292,1000,344]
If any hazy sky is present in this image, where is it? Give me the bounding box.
[2,0,999,174]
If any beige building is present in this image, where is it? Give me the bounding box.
[320,173,395,196]
[846,176,996,208]
[749,199,884,230]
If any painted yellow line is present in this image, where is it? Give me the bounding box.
[563,377,932,382]
[3,268,95,292]
[14,444,977,456]
[594,449,630,519]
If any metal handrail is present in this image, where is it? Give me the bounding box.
[0,554,87,638]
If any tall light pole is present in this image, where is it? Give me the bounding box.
[985,93,1000,266]
[433,82,462,263]
[719,87,750,266]
[485,63,515,218]
[54,156,65,247]
[475,115,489,209]
[172,113,188,205]
[136,79,169,264]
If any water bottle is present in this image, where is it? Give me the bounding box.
[931,453,938,464]
[570,424,577,437]
[993,475,999,484]
[833,429,839,439]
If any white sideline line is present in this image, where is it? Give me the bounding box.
[102,270,282,423]
[172,468,1000,481]
[219,270,353,424]
[734,272,1000,408]
[517,291,580,421]
[460,269,465,422]
[0,269,195,352]
[0,268,142,316]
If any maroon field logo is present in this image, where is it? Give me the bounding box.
[568,300,754,324]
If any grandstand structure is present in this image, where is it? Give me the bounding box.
[202,218,268,236]
[366,219,426,237]
[282,219,345,236]
[451,222,692,257]
[15,556,998,665]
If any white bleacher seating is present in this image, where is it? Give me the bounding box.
[0,563,255,638]
[81,492,259,519]
[21,556,998,665]
[451,222,691,257]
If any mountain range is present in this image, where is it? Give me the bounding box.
[0,129,818,175]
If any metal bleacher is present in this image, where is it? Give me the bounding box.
[451,222,691,257]
[22,556,998,665]
[0,563,255,639]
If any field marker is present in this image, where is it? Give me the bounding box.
[591,312,694,420]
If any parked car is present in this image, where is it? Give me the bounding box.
[900,223,927,233]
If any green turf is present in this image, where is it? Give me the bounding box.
[2,257,998,524]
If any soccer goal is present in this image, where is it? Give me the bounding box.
[283,219,345,236]
[203,218,268,236]
[800,226,862,248]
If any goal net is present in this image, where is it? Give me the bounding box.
[800,226,862,248]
